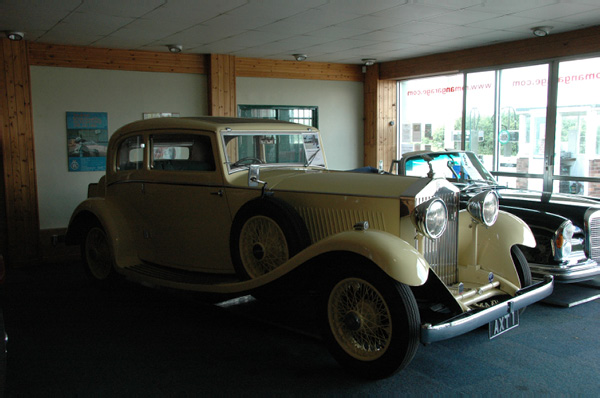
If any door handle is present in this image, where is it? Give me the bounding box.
[211,189,224,197]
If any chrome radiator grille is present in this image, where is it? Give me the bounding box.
[587,210,600,263]
[416,187,460,286]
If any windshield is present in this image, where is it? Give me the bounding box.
[222,131,326,172]
[404,152,497,184]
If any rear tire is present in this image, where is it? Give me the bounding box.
[319,261,420,379]
[81,224,116,285]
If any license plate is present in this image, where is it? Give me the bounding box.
[489,310,519,339]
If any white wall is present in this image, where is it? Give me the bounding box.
[237,77,364,170]
[31,69,364,230]
[31,66,208,229]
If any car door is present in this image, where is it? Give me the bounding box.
[140,131,233,273]
[107,134,148,252]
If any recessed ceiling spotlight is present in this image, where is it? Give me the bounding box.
[167,44,183,53]
[362,58,376,66]
[293,54,307,61]
[532,26,553,37]
[6,31,24,41]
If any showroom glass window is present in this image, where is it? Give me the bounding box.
[553,57,600,196]
[398,74,464,154]
[398,55,600,198]
[238,105,318,127]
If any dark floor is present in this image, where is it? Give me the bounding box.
[1,261,599,397]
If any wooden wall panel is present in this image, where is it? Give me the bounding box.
[364,65,378,168]
[0,39,40,265]
[364,65,397,169]
[209,54,236,117]
[381,25,600,80]
[28,43,208,74]
[236,57,363,82]
[27,43,364,82]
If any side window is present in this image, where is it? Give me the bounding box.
[117,136,144,171]
[151,134,216,171]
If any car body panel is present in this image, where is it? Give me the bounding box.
[67,117,553,357]
[459,210,535,290]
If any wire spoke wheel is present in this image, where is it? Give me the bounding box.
[83,226,113,281]
[328,278,392,361]
[239,215,289,278]
[320,260,420,379]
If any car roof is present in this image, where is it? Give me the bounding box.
[112,116,316,138]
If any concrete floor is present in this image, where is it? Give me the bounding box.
[1,261,599,397]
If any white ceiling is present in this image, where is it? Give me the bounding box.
[2,0,600,64]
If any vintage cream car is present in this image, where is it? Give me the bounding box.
[66,117,553,379]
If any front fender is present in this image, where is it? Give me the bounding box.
[458,210,535,286]
[285,229,430,286]
[67,198,138,268]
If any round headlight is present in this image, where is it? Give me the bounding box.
[467,190,499,226]
[562,221,574,240]
[562,241,572,257]
[554,220,574,261]
[412,198,448,239]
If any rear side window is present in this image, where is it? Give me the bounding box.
[151,134,216,172]
[117,136,144,170]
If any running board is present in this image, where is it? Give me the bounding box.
[126,262,239,286]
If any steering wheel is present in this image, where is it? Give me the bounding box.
[231,157,265,168]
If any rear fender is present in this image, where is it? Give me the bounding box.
[458,210,535,286]
[66,198,138,268]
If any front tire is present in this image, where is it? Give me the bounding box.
[82,225,116,285]
[512,245,532,288]
[230,197,310,279]
[512,245,532,314]
[320,262,420,379]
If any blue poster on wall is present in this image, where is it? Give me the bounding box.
[66,111,108,172]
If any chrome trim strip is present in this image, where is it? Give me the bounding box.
[420,275,554,344]
[106,179,420,199]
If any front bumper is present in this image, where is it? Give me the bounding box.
[530,259,600,283]
[420,275,554,344]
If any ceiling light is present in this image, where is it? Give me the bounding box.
[167,44,183,53]
[532,26,552,37]
[293,54,307,61]
[6,31,24,41]
[362,58,376,66]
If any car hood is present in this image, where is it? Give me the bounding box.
[247,168,427,198]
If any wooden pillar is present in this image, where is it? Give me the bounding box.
[208,54,236,116]
[363,64,397,169]
[0,38,40,265]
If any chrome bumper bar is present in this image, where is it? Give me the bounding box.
[530,259,600,283]
[420,275,554,344]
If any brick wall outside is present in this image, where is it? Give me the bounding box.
[516,158,529,189]
[590,159,600,197]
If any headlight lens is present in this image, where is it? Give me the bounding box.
[554,221,574,260]
[467,190,499,226]
[412,198,448,239]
